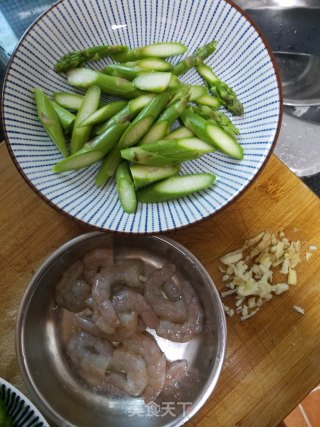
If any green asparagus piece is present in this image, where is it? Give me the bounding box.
[116,161,137,213]
[51,100,75,133]
[130,164,180,189]
[95,145,122,186]
[123,137,214,164]
[192,105,240,136]
[133,72,173,93]
[54,45,128,72]
[34,88,68,158]
[70,85,101,154]
[163,126,194,139]
[101,63,142,80]
[166,85,190,107]
[95,94,155,135]
[137,173,216,203]
[140,92,190,144]
[172,41,217,76]
[136,57,173,71]
[52,92,85,111]
[121,147,180,166]
[67,68,143,99]
[118,91,173,149]
[53,122,129,172]
[195,94,221,109]
[197,62,244,115]
[112,42,187,62]
[188,85,208,101]
[181,108,243,159]
[0,397,13,427]
[80,101,127,127]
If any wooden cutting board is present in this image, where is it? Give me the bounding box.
[1,141,320,427]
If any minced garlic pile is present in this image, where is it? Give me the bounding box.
[219,231,315,321]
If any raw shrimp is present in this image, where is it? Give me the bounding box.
[160,360,192,403]
[163,360,188,391]
[112,289,159,329]
[91,263,143,334]
[108,346,148,396]
[75,309,139,342]
[55,261,91,312]
[67,331,113,387]
[123,333,166,403]
[156,280,204,342]
[144,264,187,323]
[82,247,114,284]
[162,279,183,301]
[92,273,120,335]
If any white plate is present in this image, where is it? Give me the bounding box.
[2,0,282,233]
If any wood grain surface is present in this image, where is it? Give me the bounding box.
[1,141,320,427]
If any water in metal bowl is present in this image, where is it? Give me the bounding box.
[16,232,226,427]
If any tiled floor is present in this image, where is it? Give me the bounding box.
[282,386,320,427]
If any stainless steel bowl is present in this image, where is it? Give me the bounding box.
[16,232,226,427]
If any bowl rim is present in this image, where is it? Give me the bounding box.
[0,376,50,426]
[2,0,283,235]
[15,231,227,427]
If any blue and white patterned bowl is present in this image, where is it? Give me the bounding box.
[0,377,49,427]
[2,0,282,233]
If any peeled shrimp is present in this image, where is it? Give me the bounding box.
[67,331,113,387]
[162,279,183,301]
[160,360,190,402]
[91,264,143,334]
[156,280,204,342]
[108,346,148,396]
[92,273,119,334]
[144,264,187,323]
[55,261,91,312]
[112,289,159,329]
[75,308,139,342]
[82,247,114,284]
[123,333,166,403]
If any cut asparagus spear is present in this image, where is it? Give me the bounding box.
[193,105,240,136]
[96,145,122,186]
[52,92,85,111]
[130,164,180,188]
[112,42,187,62]
[54,45,128,72]
[197,62,244,115]
[137,173,216,203]
[140,92,190,144]
[181,108,243,159]
[51,100,75,133]
[52,92,106,111]
[121,147,180,166]
[96,94,155,135]
[34,88,68,157]
[70,85,101,154]
[133,72,172,93]
[121,137,215,166]
[101,63,142,80]
[118,91,172,149]
[188,85,208,101]
[80,101,127,126]
[195,94,221,109]
[172,41,217,76]
[116,161,137,214]
[163,126,194,139]
[67,68,142,99]
[53,122,129,172]
[136,57,173,71]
